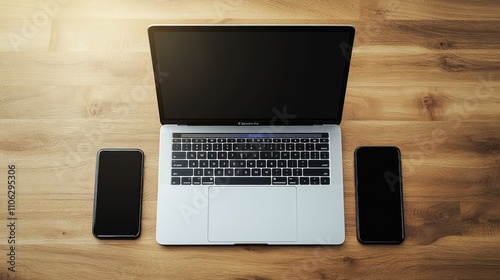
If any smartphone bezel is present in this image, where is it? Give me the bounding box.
[354,146,405,244]
[92,148,144,239]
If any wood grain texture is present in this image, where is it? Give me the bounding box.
[0,0,499,279]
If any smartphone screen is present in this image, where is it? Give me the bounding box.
[354,146,404,244]
[92,149,144,238]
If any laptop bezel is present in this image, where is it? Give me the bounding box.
[148,24,355,126]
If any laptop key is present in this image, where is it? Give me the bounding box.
[321,177,330,185]
[204,169,214,176]
[272,169,281,176]
[260,152,271,159]
[224,168,234,176]
[316,144,329,150]
[172,144,182,151]
[197,152,207,159]
[272,177,287,185]
[203,144,212,151]
[171,177,181,185]
[267,160,277,168]
[303,169,329,176]
[172,169,193,176]
[172,152,186,159]
[288,177,299,185]
[193,143,202,151]
[310,177,320,185]
[283,169,292,176]
[182,177,191,185]
[194,169,203,176]
[218,152,227,159]
[213,144,222,151]
[202,177,214,185]
[309,160,329,167]
[172,160,188,167]
[252,169,261,176]
[193,177,201,185]
[300,177,309,185]
[293,169,302,176]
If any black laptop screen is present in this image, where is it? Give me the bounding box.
[149,25,354,125]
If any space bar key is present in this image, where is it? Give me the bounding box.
[215,177,271,185]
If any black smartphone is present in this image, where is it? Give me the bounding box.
[354,146,405,244]
[92,149,144,238]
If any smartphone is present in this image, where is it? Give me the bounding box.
[92,149,144,238]
[354,146,404,244]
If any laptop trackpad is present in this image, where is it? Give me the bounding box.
[208,187,297,243]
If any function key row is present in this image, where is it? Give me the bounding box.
[172,159,329,168]
[173,138,329,143]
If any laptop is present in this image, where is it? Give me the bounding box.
[148,25,355,245]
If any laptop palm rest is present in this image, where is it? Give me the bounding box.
[208,187,297,243]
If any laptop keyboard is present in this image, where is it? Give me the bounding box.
[170,133,330,186]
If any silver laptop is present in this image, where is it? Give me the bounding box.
[149,25,355,245]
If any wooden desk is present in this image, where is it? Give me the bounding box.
[1,1,499,278]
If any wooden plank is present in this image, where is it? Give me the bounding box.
[362,0,500,20]
[0,85,158,119]
[353,20,500,50]
[344,86,500,121]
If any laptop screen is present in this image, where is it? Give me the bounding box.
[148,25,354,125]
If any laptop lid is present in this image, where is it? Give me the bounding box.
[148,25,355,126]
